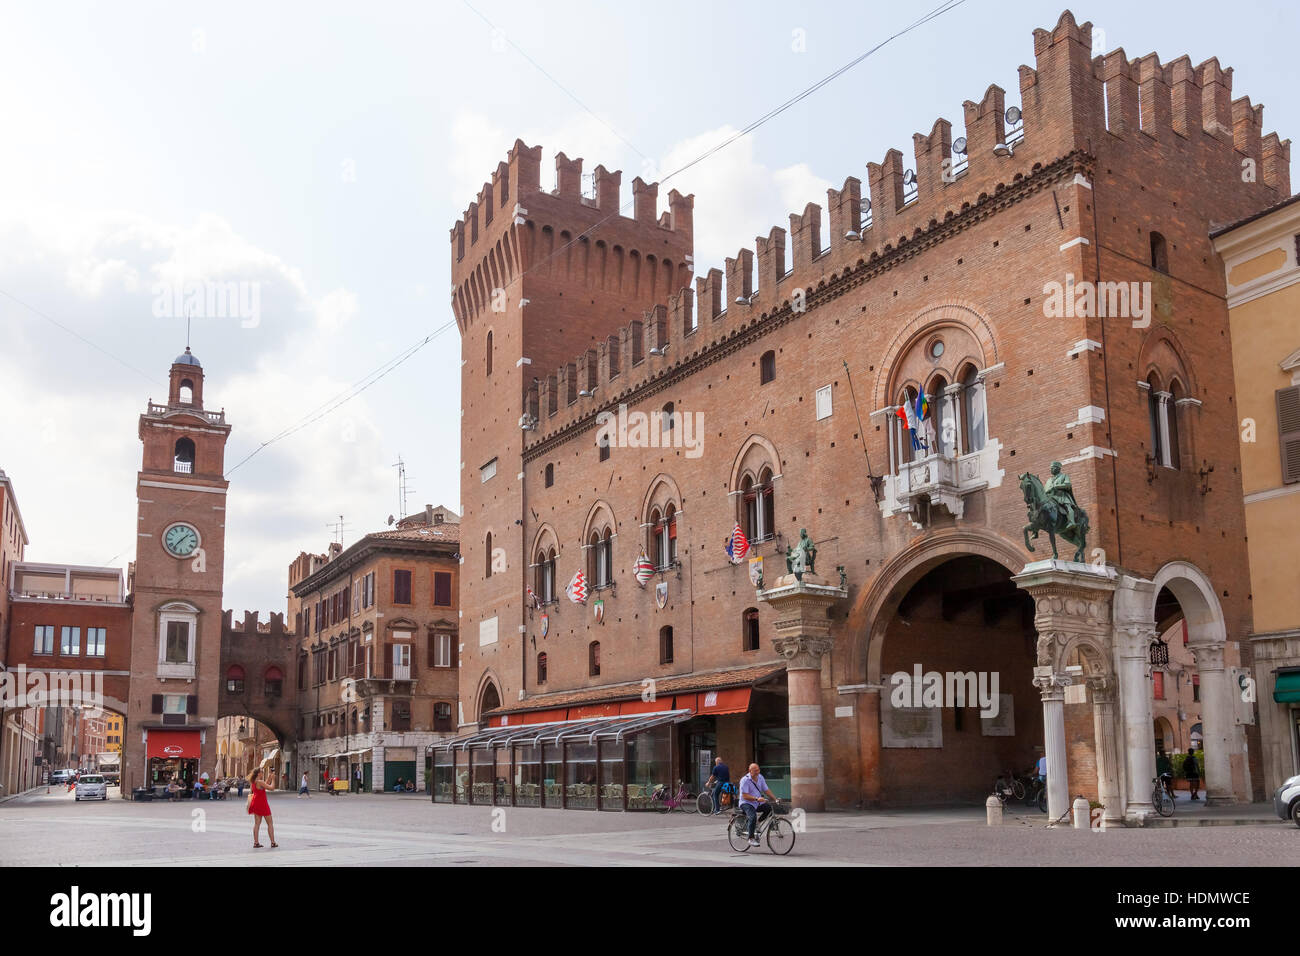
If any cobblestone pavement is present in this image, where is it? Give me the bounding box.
[1,786,1295,866]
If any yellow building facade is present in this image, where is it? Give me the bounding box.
[105,713,123,754]
[1213,194,1300,794]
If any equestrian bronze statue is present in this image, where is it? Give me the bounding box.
[1019,461,1090,563]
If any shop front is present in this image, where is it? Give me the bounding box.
[145,729,202,791]
[675,683,791,799]
[431,709,691,810]
[435,666,791,810]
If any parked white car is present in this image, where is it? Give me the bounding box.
[75,774,108,801]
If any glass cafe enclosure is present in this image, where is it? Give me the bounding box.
[429,711,690,811]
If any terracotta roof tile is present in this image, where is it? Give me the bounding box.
[486,661,786,715]
[367,525,460,544]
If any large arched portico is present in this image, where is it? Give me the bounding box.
[1145,561,1235,805]
[843,530,1037,807]
[1111,560,1239,820]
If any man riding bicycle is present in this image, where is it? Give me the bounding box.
[704,756,731,815]
[738,763,779,848]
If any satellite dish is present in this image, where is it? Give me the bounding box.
[953,136,968,155]
[387,515,395,526]
[1005,105,1022,126]
[903,169,916,185]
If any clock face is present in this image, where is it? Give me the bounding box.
[163,523,201,558]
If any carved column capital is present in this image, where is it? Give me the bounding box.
[772,634,833,671]
[1115,622,1159,659]
[1189,642,1226,671]
[1086,674,1115,703]
[1032,667,1072,700]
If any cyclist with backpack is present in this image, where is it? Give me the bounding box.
[704,757,731,815]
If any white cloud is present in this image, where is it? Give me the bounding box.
[657,125,833,273]
[0,206,389,614]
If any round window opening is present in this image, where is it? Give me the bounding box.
[930,339,945,359]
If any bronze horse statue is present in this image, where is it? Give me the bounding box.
[1019,471,1089,563]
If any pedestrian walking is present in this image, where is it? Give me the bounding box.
[299,772,310,798]
[1184,748,1201,801]
[246,768,277,848]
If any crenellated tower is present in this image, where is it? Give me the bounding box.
[453,142,694,722]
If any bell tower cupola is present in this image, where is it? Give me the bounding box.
[169,347,204,408]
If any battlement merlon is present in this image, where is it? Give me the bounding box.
[450,140,696,252]
[221,609,293,639]
[516,9,1294,452]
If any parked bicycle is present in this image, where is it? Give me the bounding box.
[1151,776,1175,817]
[726,800,795,854]
[994,773,1046,812]
[649,781,699,814]
[993,770,1027,803]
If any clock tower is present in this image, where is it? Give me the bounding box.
[124,348,232,792]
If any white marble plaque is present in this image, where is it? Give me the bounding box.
[881,693,942,748]
[981,693,1016,736]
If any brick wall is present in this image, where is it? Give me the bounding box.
[454,11,1290,805]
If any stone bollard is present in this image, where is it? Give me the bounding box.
[986,794,1003,826]
[1072,795,1090,830]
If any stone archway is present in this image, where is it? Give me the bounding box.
[475,673,503,726]
[851,528,1027,685]
[1146,561,1234,805]
[842,529,1032,807]
[1013,561,1119,822]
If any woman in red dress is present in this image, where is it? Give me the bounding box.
[246,768,277,848]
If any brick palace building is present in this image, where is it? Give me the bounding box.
[445,10,1291,820]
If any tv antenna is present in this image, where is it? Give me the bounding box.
[326,514,351,545]
[392,455,414,520]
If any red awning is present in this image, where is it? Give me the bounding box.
[697,687,752,715]
[147,729,201,760]
[567,702,621,720]
[619,698,669,715]
[673,694,697,714]
[520,709,568,725]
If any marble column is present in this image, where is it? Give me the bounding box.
[1088,675,1123,826]
[1033,668,1072,821]
[774,634,832,812]
[1189,642,1234,805]
[1115,622,1157,821]
[757,570,847,813]
[1014,560,1118,822]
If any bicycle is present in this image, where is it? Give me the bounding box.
[1025,777,1047,813]
[696,781,735,815]
[726,799,795,854]
[993,775,1046,813]
[649,781,699,814]
[993,770,1027,803]
[1151,776,1174,817]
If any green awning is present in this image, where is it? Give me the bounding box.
[1274,671,1300,703]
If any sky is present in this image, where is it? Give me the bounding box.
[1,0,1296,615]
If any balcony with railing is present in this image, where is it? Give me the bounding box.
[147,401,226,425]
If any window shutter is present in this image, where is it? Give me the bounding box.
[450,635,459,668]
[1278,385,1300,484]
[186,694,198,715]
[151,694,163,714]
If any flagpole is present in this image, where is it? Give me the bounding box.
[842,360,884,501]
